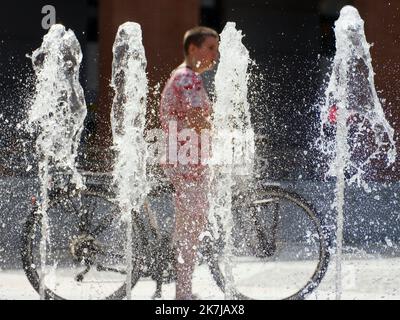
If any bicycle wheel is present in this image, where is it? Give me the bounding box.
[207,185,330,300]
[21,190,142,300]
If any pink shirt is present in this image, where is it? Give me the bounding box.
[160,66,212,132]
[160,66,212,172]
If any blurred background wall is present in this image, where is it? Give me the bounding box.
[0,0,399,180]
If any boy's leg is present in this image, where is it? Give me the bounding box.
[173,177,208,300]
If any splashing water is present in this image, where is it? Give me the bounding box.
[111,22,149,300]
[28,24,87,299]
[210,22,255,299]
[318,6,396,299]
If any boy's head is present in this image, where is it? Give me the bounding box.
[183,26,219,72]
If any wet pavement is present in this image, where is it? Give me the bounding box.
[1,253,400,300]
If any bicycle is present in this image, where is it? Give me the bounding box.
[21,171,330,300]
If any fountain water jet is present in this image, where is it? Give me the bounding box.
[28,24,87,299]
[210,22,255,299]
[318,5,396,300]
[111,22,149,300]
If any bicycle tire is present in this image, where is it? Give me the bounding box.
[207,185,330,300]
[21,190,143,300]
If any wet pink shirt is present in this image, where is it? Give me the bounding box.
[160,66,212,174]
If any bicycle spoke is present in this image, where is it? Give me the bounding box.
[82,197,97,232]
[90,214,115,238]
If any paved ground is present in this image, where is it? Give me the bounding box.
[1,253,400,300]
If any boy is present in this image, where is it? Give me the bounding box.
[159,26,219,300]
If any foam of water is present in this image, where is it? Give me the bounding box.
[320,5,396,189]
[318,5,397,300]
[29,24,87,188]
[210,22,255,299]
[28,24,87,299]
[110,22,149,300]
